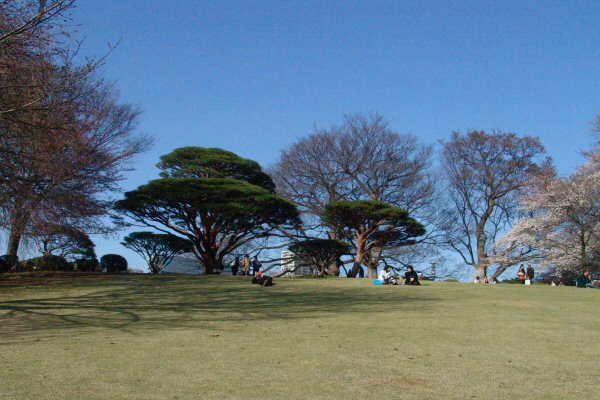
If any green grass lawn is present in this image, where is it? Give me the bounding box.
[0,274,599,399]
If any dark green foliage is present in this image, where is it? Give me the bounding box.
[116,178,299,273]
[323,200,424,236]
[0,255,17,273]
[22,255,72,272]
[34,224,97,261]
[121,232,193,274]
[157,147,276,192]
[289,239,351,276]
[74,258,99,272]
[117,178,298,231]
[323,200,425,277]
[100,254,128,273]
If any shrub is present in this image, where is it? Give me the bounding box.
[100,254,128,273]
[74,258,99,272]
[560,270,578,286]
[0,255,17,273]
[22,255,72,272]
[501,278,522,284]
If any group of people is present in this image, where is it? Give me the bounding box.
[575,270,599,288]
[473,276,497,284]
[376,264,420,285]
[229,254,273,286]
[230,254,262,276]
[517,264,535,284]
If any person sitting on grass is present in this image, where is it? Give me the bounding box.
[404,265,420,285]
[251,271,273,287]
[576,270,592,288]
[377,265,398,285]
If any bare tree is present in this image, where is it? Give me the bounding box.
[0,1,74,46]
[439,130,553,280]
[270,113,437,275]
[28,223,96,261]
[0,68,149,263]
[0,1,150,267]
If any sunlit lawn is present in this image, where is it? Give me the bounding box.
[0,274,598,399]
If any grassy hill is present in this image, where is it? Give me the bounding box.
[1,274,598,399]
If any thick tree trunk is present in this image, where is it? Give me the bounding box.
[365,246,382,280]
[328,261,340,276]
[6,229,21,259]
[5,195,29,268]
[367,266,378,280]
[149,262,161,274]
[326,230,341,276]
[473,264,487,281]
[347,237,366,278]
[347,261,361,278]
[202,256,218,274]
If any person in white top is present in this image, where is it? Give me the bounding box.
[377,265,395,284]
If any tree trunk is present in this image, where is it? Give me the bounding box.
[328,260,340,276]
[202,254,219,274]
[580,230,588,271]
[347,237,366,278]
[491,264,507,280]
[326,230,341,276]
[365,246,382,280]
[5,195,29,268]
[347,261,361,278]
[6,229,21,259]
[473,264,487,281]
[318,267,326,278]
[367,266,378,280]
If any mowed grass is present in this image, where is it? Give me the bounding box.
[0,274,599,400]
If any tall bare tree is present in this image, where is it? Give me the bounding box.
[270,113,437,275]
[0,1,150,265]
[0,1,74,46]
[439,130,552,280]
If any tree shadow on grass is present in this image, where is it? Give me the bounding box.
[0,275,438,344]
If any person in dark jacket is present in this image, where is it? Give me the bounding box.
[526,264,535,282]
[251,256,261,276]
[404,265,420,285]
[576,270,592,288]
[251,271,273,286]
[231,256,240,276]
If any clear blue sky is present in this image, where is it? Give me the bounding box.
[70,0,600,270]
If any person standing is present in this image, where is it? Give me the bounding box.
[252,255,262,276]
[231,256,240,276]
[526,264,535,283]
[241,254,251,276]
[517,264,526,284]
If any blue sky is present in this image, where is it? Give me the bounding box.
[69,0,600,270]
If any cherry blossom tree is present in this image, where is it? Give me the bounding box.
[493,161,600,275]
